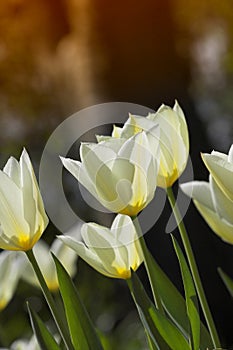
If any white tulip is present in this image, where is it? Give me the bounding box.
[0,149,48,251]
[0,251,25,311]
[99,101,189,188]
[61,127,159,216]
[201,144,233,201]
[58,214,143,279]
[181,175,233,244]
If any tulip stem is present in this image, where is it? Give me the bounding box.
[133,217,164,313]
[25,249,74,350]
[166,186,221,348]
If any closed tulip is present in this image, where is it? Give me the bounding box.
[61,127,159,217]
[99,101,189,188]
[0,251,25,311]
[0,149,48,251]
[201,145,233,201]
[58,214,143,279]
[181,175,233,244]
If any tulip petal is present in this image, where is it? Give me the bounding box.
[61,156,97,199]
[194,200,233,244]
[0,251,24,310]
[202,153,233,201]
[111,214,135,244]
[0,171,29,244]
[210,176,233,225]
[82,223,131,276]
[20,150,37,233]
[112,125,123,138]
[180,181,214,210]
[228,144,233,163]
[80,142,116,168]
[97,138,125,153]
[173,100,189,151]
[3,156,20,187]
[58,235,114,278]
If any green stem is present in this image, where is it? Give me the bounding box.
[25,249,74,350]
[166,186,221,348]
[133,216,164,313]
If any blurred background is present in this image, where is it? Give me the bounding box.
[1,0,233,348]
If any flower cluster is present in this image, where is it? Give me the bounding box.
[60,101,189,277]
[1,100,232,350]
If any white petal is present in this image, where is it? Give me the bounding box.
[202,153,233,201]
[180,181,214,211]
[210,176,233,225]
[82,223,116,249]
[3,156,20,187]
[111,214,137,245]
[61,156,97,199]
[0,251,23,309]
[58,235,114,277]
[20,150,37,233]
[0,170,29,243]
[228,144,233,163]
[194,200,233,244]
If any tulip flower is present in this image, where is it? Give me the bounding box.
[58,214,143,279]
[99,101,189,188]
[0,149,48,251]
[201,145,233,201]
[61,127,159,216]
[0,251,25,311]
[181,175,233,244]
[23,237,78,291]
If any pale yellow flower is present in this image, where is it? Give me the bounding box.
[101,101,189,188]
[23,237,78,292]
[61,128,159,216]
[181,175,233,244]
[0,251,25,311]
[58,214,143,279]
[0,149,48,251]
[201,145,233,201]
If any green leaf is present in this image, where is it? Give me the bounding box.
[141,245,212,349]
[53,254,103,350]
[146,331,160,350]
[130,271,190,350]
[218,268,233,298]
[172,236,200,350]
[27,303,61,350]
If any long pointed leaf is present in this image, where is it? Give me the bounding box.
[146,331,160,350]
[53,254,103,350]
[130,271,190,350]
[142,246,212,349]
[27,303,61,350]
[172,236,200,350]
